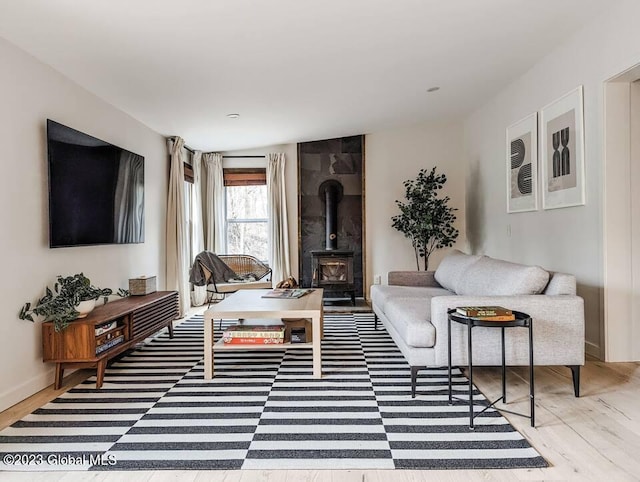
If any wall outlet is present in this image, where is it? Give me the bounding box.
[374,275,381,285]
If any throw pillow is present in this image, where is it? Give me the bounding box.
[434,249,482,293]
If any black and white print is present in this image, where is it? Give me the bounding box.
[541,86,586,209]
[507,113,538,213]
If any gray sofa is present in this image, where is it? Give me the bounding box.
[370,250,585,397]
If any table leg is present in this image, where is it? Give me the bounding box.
[468,324,474,430]
[55,363,64,390]
[501,326,506,403]
[204,314,214,379]
[448,317,452,405]
[96,359,106,389]
[312,313,322,378]
[529,321,535,427]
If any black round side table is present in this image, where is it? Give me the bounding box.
[447,309,535,429]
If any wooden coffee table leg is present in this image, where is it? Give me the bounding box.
[312,313,322,378]
[204,315,214,379]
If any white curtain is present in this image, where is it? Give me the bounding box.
[190,150,207,307]
[166,137,190,316]
[267,153,290,283]
[202,152,225,253]
[113,151,144,243]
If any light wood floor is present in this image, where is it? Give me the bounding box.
[1,357,639,481]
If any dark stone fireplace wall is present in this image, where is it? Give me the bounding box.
[298,135,364,297]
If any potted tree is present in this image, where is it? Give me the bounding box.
[19,273,124,332]
[391,167,459,271]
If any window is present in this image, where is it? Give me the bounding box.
[224,169,268,261]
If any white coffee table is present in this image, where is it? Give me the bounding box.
[203,288,324,378]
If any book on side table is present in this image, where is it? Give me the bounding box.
[456,305,515,321]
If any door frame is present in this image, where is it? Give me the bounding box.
[603,63,640,362]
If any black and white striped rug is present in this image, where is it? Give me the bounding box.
[0,313,546,471]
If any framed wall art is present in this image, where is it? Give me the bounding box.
[506,112,538,213]
[540,86,585,210]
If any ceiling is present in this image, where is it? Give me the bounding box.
[0,0,614,151]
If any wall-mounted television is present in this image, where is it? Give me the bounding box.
[47,119,145,248]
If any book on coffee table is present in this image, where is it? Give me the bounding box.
[223,337,284,345]
[261,288,314,299]
[223,324,285,338]
[222,324,285,344]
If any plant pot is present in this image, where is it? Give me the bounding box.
[74,299,96,318]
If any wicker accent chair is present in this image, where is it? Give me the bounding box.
[199,254,272,306]
[222,255,272,281]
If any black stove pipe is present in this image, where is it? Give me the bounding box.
[318,180,343,251]
[325,185,338,250]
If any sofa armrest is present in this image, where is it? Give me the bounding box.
[388,271,441,287]
[430,295,585,367]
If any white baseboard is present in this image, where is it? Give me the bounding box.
[585,341,602,360]
[0,369,53,413]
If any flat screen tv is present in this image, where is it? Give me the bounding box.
[47,119,145,248]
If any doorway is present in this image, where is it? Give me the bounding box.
[604,65,640,362]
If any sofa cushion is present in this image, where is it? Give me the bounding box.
[371,285,453,314]
[388,271,438,287]
[456,257,550,296]
[209,281,273,293]
[434,250,482,293]
[543,272,577,295]
[384,298,436,348]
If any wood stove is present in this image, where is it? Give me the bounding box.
[311,250,355,305]
[299,137,364,301]
[308,179,356,304]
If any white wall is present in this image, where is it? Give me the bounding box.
[463,0,640,358]
[365,121,467,295]
[0,37,167,411]
[222,124,469,299]
[219,144,299,280]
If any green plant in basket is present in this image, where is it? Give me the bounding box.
[19,273,124,332]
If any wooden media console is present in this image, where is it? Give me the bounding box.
[42,291,179,389]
